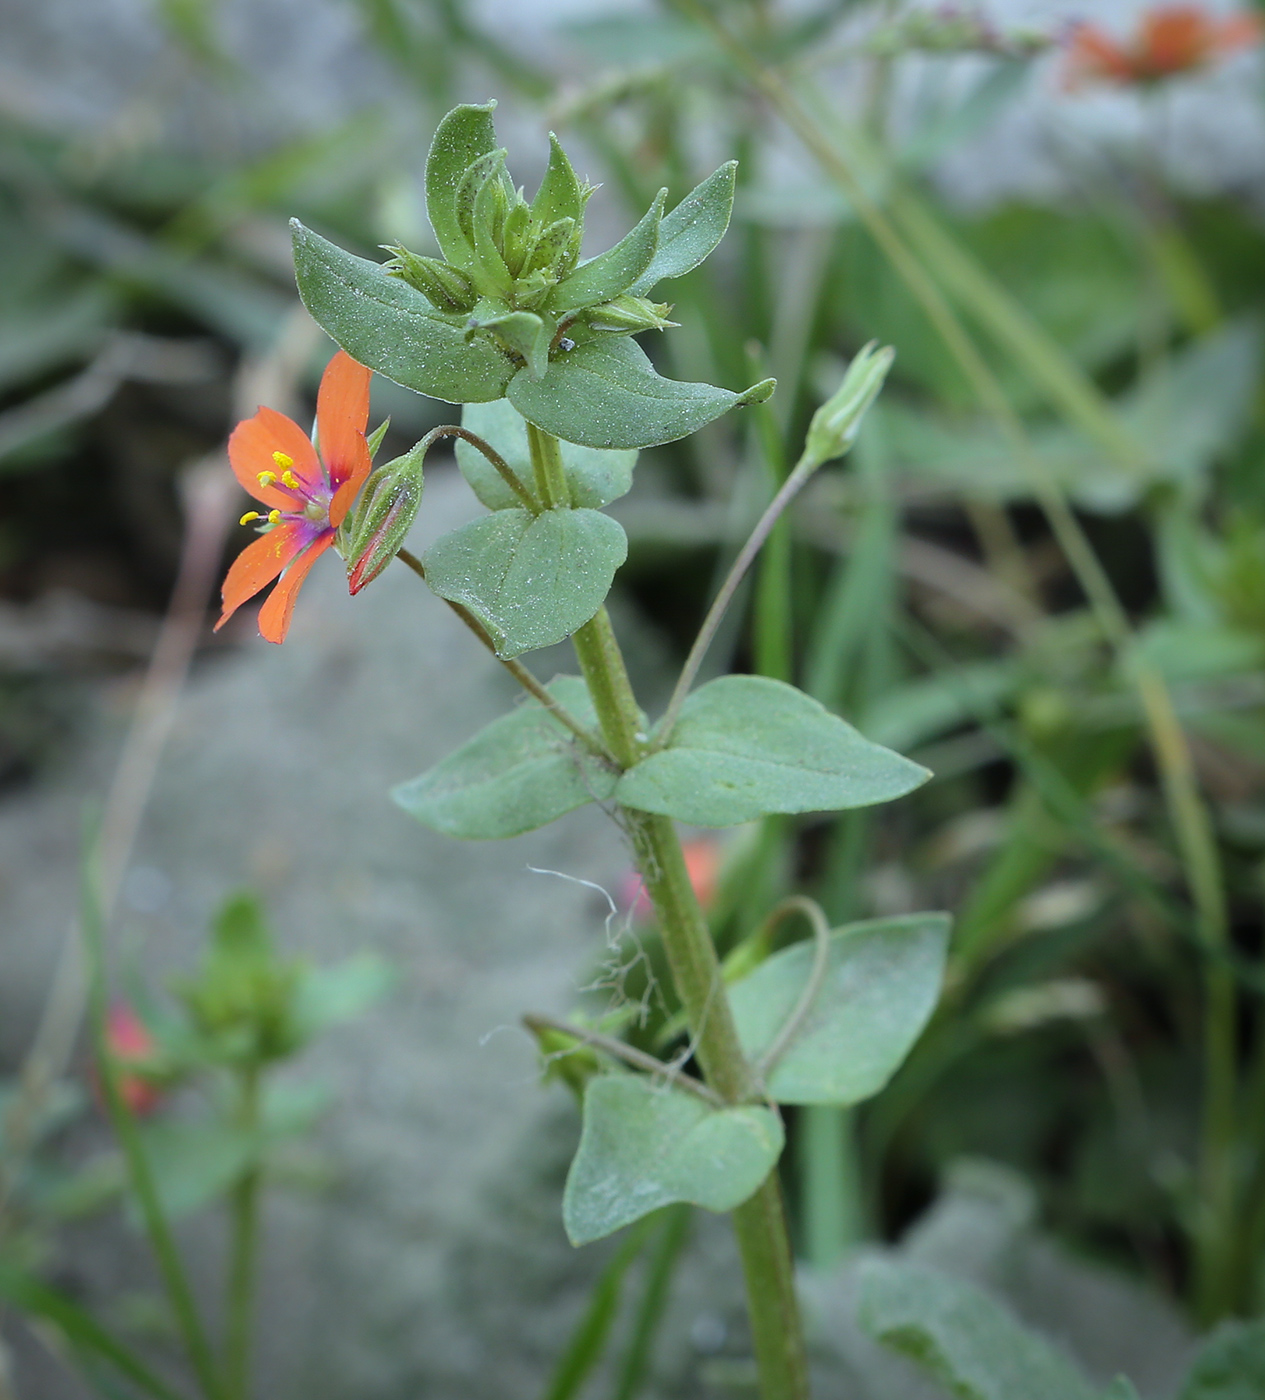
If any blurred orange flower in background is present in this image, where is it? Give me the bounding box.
[622,837,723,920]
[1064,4,1261,86]
[99,1004,165,1116]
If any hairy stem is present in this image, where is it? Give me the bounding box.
[536,424,809,1398]
[224,1069,261,1400]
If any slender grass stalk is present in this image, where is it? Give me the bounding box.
[669,4,1237,1313]
[541,1219,655,1400]
[610,1206,692,1400]
[224,1068,261,1400]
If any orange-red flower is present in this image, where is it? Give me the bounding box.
[216,350,373,644]
[1064,5,1261,87]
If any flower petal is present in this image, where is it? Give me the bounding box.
[316,350,372,501]
[257,532,335,644]
[229,408,322,507]
[215,521,309,630]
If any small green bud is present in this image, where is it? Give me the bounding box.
[345,439,428,595]
[454,148,506,243]
[803,341,895,470]
[501,198,533,277]
[523,216,577,279]
[583,293,677,335]
[383,246,476,313]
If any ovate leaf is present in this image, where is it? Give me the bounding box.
[458,398,636,510]
[422,508,627,657]
[729,914,950,1106]
[631,162,737,294]
[858,1259,1099,1400]
[291,222,514,404]
[392,677,616,838]
[1179,1320,1265,1400]
[550,191,665,314]
[425,101,498,269]
[616,675,929,827]
[563,1075,783,1245]
[508,337,774,450]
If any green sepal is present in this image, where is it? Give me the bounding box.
[616,675,930,826]
[290,222,515,405]
[392,676,615,839]
[549,190,666,314]
[458,399,636,510]
[532,132,586,228]
[421,506,628,657]
[523,216,579,286]
[631,162,737,295]
[728,914,950,1105]
[562,1075,784,1245]
[425,102,498,269]
[383,247,476,313]
[508,337,774,450]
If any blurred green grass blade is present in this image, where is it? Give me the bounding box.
[610,1205,692,1400]
[542,1218,655,1400]
[0,1267,188,1400]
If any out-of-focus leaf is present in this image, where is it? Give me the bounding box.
[1178,1319,1265,1399]
[858,1258,1100,1400]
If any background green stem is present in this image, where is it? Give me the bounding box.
[224,1067,261,1400]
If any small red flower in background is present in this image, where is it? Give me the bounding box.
[217,350,373,644]
[622,838,723,920]
[100,1004,165,1116]
[1064,5,1261,87]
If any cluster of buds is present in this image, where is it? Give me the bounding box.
[865,5,1052,59]
[382,104,676,383]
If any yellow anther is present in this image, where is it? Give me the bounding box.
[239,511,262,526]
[267,509,282,525]
[281,470,301,490]
[272,451,294,469]
[257,470,276,487]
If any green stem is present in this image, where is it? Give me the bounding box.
[81,846,222,1400]
[224,1068,261,1400]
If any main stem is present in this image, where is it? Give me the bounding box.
[225,1067,261,1400]
[562,568,809,1390]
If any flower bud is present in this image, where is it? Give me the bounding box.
[345,439,428,595]
[803,341,895,470]
[383,246,476,314]
[583,293,677,335]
